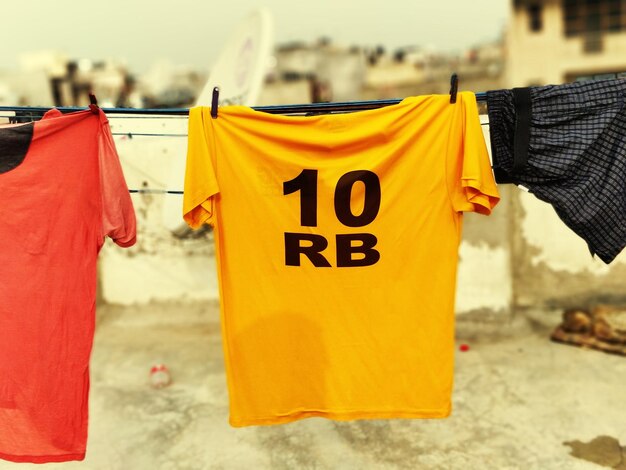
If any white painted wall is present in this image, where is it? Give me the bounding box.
[454,115,512,315]
[455,241,512,314]
[519,193,626,274]
[100,116,219,304]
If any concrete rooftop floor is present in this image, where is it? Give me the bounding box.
[2,302,625,470]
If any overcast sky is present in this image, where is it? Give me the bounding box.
[3,0,509,73]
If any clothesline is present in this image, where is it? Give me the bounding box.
[0,92,488,118]
[130,189,184,195]
[0,93,491,195]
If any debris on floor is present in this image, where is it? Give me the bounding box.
[551,305,626,356]
[149,363,172,388]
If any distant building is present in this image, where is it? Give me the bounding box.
[361,42,504,100]
[507,0,626,86]
[3,52,134,108]
[260,38,504,105]
[258,39,365,105]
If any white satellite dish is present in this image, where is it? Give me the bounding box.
[163,8,274,233]
[196,8,274,107]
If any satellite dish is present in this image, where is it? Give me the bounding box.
[196,8,274,107]
[163,8,274,233]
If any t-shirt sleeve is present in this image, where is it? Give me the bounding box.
[183,107,220,228]
[98,111,137,247]
[448,92,500,215]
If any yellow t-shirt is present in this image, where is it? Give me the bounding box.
[183,92,499,427]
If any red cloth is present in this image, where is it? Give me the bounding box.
[0,109,136,463]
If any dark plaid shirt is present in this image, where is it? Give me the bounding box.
[487,79,626,264]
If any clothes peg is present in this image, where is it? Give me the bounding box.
[88,93,99,114]
[449,74,458,104]
[211,87,219,119]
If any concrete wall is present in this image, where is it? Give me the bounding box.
[99,117,219,305]
[511,193,626,310]
[455,117,512,317]
[503,0,626,312]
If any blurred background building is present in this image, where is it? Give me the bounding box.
[508,0,626,86]
[2,1,625,107]
[1,39,503,108]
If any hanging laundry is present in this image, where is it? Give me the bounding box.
[487,79,626,264]
[183,92,499,427]
[0,109,136,463]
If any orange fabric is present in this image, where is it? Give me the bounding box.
[184,92,499,427]
[0,109,136,463]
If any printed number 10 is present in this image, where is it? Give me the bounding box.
[282,169,381,267]
[283,169,381,227]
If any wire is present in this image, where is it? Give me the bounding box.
[0,92,488,117]
[2,93,492,195]
[112,133,187,137]
[107,115,190,119]
[129,189,183,194]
